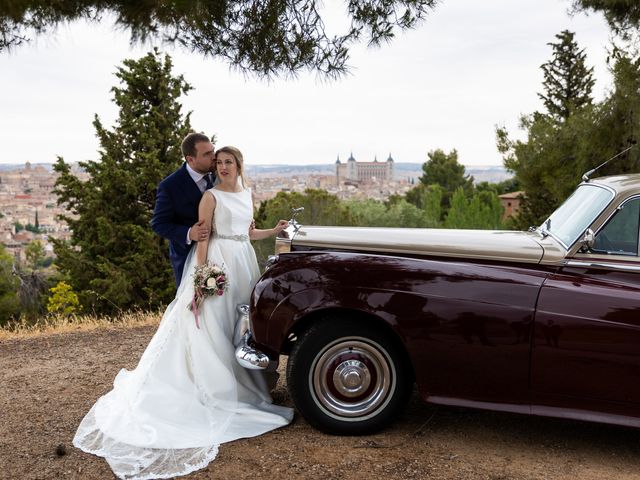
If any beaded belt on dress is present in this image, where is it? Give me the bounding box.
[214,233,250,242]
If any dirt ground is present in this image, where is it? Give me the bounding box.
[2,325,640,480]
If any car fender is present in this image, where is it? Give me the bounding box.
[258,284,425,371]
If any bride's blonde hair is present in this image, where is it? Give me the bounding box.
[216,146,248,188]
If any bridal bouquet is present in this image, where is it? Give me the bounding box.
[189,262,229,328]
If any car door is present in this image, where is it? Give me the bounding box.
[413,260,548,407]
[532,196,640,420]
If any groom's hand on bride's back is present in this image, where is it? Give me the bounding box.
[189,220,210,242]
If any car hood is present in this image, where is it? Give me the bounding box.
[292,226,547,264]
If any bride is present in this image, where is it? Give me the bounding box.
[73,146,293,479]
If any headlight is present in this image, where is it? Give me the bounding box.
[264,254,279,271]
[275,237,291,254]
[275,224,296,254]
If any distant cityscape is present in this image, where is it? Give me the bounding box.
[0,161,511,183]
[0,158,511,263]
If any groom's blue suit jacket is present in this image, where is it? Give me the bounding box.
[152,163,209,286]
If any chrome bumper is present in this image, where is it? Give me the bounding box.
[234,304,270,370]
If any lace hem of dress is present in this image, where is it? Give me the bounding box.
[73,407,220,480]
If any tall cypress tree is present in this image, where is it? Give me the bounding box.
[497,31,601,228]
[53,49,192,313]
[538,30,595,122]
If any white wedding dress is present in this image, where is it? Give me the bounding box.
[73,187,293,479]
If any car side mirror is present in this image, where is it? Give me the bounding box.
[579,228,595,252]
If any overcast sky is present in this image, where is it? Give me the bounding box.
[0,0,614,168]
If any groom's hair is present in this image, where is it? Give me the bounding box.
[181,132,212,159]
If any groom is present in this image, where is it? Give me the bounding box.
[152,132,216,286]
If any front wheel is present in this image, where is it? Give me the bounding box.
[286,316,412,435]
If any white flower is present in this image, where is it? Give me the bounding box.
[206,277,217,288]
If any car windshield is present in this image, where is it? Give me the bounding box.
[541,183,614,249]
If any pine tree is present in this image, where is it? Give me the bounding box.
[539,30,595,122]
[573,1,640,35]
[419,149,473,215]
[53,49,192,313]
[0,1,437,78]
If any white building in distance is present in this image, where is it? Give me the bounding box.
[335,153,394,185]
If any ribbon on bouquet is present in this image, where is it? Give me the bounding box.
[191,297,200,329]
[191,291,203,329]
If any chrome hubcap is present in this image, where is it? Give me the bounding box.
[333,359,371,397]
[311,338,394,420]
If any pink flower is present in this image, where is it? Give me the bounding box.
[188,261,229,321]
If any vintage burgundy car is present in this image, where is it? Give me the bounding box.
[235,173,640,435]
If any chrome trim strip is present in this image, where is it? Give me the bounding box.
[427,395,530,415]
[428,395,640,428]
[565,260,640,273]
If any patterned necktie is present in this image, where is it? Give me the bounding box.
[204,173,213,190]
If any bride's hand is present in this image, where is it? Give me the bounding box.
[273,220,289,235]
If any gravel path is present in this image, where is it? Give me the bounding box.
[2,325,640,480]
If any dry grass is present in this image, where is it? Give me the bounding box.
[0,310,162,340]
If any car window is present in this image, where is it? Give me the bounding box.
[593,197,640,256]
[543,184,613,248]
